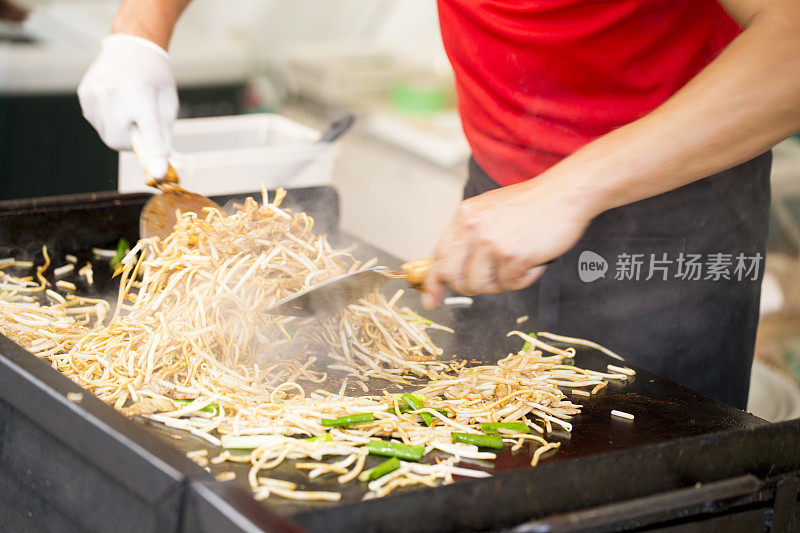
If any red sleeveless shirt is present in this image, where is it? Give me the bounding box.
[437,0,741,186]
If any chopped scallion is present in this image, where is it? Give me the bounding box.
[359,457,402,481]
[364,440,425,461]
[321,412,375,427]
[451,432,503,449]
[480,422,530,435]
[401,393,432,426]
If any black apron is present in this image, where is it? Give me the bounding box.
[462,153,772,409]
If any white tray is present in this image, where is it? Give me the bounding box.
[118,114,337,196]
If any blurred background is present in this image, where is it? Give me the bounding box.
[2,0,800,421]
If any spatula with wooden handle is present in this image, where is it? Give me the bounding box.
[132,127,220,240]
[265,258,432,317]
[139,180,221,240]
[266,254,555,318]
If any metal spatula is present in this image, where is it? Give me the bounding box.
[266,255,556,318]
[266,259,432,317]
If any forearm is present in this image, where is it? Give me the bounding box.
[532,1,800,218]
[111,0,193,50]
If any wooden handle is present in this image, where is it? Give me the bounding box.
[131,125,180,190]
[400,257,556,291]
[400,258,433,290]
[145,164,181,190]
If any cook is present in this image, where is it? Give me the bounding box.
[78,0,800,409]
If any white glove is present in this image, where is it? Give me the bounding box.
[78,34,179,178]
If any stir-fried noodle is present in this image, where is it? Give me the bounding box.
[0,188,632,501]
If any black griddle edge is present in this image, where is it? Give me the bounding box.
[0,187,799,533]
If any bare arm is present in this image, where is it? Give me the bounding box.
[110,0,193,49]
[547,0,800,216]
[423,0,800,305]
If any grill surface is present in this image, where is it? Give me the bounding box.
[0,187,798,532]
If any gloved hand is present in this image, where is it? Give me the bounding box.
[78,33,179,178]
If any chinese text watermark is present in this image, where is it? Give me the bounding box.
[578,251,762,282]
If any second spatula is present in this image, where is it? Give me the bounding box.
[265,259,432,318]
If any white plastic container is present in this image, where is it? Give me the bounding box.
[118,114,337,196]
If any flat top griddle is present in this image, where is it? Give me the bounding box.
[0,187,797,533]
[139,336,764,518]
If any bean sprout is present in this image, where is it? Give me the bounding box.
[0,189,630,502]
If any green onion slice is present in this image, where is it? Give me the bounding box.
[479,422,530,435]
[364,440,425,461]
[359,457,402,482]
[451,432,503,449]
[174,398,219,416]
[321,412,375,427]
[401,393,433,427]
[521,332,538,352]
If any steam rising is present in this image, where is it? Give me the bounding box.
[5,188,449,410]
